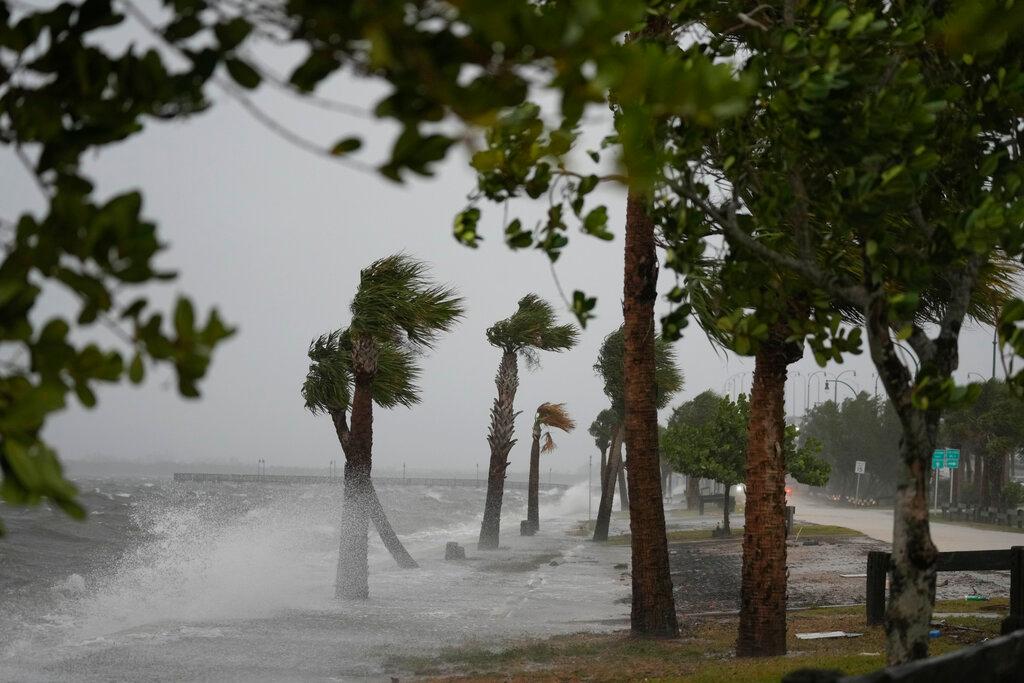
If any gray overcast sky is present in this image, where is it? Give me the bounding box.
[1,46,1009,478]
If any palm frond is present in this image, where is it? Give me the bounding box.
[588,407,619,451]
[487,293,579,355]
[350,253,465,351]
[541,432,557,453]
[302,329,352,415]
[594,326,684,413]
[301,327,422,414]
[536,402,575,433]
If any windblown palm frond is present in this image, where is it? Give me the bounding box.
[350,253,465,350]
[536,402,576,432]
[486,294,579,359]
[594,326,684,415]
[541,432,557,453]
[536,402,574,454]
[301,327,422,415]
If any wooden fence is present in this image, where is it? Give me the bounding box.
[865,546,1024,635]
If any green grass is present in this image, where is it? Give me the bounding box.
[387,600,1006,681]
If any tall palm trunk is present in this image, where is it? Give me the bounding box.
[737,340,790,655]
[594,423,624,541]
[479,350,519,549]
[617,460,630,511]
[336,339,375,599]
[331,410,418,569]
[526,420,541,533]
[622,191,677,637]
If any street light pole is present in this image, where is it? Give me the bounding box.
[806,370,826,411]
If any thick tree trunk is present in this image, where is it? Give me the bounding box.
[737,341,790,656]
[885,412,938,664]
[601,447,608,487]
[526,421,541,533]
[618,460,630,511]
[337,460,371,599]
[336,343,375,599]
[622,191,678,637]
[331,410,417,569]
[594,423,624,542]
[479,350,519,550]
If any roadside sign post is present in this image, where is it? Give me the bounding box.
[854,460,866,499]
[931,448,961,509]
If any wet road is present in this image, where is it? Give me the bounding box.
[793,494,1024,551]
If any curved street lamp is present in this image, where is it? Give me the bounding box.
[806,370,827,411]
[824,369,857,403]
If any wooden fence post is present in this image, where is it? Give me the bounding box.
[1002,546,1024,635]
[866,551,890,626]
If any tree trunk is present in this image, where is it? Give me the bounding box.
[686,476,700,511]
[337,459,371,599]
[366,482,418,568]
[331,410,418,569]
[479,350,519,550]
[622,191,678,638]
[593,423,624,542]
[526,420,541,533]
[618,459,630,511]
[885,413,938,664]
[722,485,731,535]
[737,341,790,656]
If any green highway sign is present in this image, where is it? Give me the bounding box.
[932,448,961,470]
[946,449,960,469]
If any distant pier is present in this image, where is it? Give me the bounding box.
[172,472,569,491]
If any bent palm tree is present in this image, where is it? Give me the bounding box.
[303,254,463,599]
[524,402,575,534]
[589,408,618,487]
[592,326,683,543]
[303,331,420,570]
[478,294,578,550]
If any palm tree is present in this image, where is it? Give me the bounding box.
[524,402,575,534]
[303,254,463,599]
[592,326,683,543]
[478,294,578,550]
[303,330,420,570]
[589,408,618,485]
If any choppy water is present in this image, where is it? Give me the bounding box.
[0,478,628,681]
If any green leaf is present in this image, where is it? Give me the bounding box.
[128,353,145,384]
[226,58,260,89]
[174,298,195,339]
[330,138,362,156]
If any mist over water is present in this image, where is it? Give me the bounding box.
[0,477,624,681]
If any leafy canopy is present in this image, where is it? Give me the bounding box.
[350,254,464,349]
[486,294,579,364]
[301,329,420,415]
[662,391,828,487]
[594,326,683,417]
[589,407,620,453]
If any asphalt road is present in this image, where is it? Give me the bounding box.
[793,493,1024,551]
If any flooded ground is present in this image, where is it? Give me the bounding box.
[0,479,630,681]
[1,480,1011,681]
